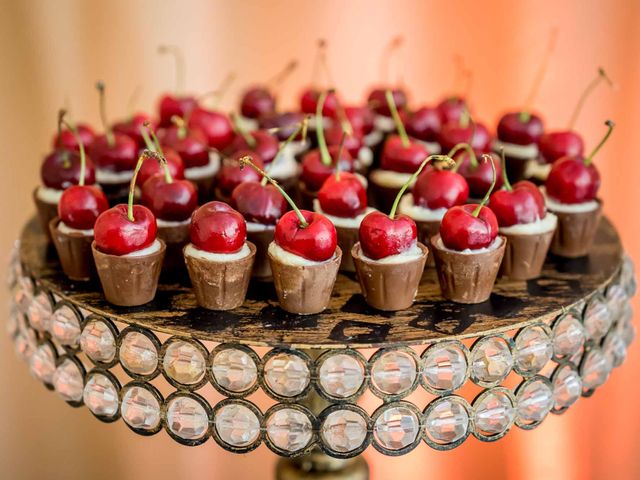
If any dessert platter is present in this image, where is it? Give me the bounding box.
[7,40,637,479]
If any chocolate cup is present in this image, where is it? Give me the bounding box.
[298,181,318,210]
[351,242,428,311]
[414,219,440,267]
[184,242,256,311]
[431,234,506,304]
[504,154,531,183]
[499,227,555,280]
[157,221,191,276]
[268,245,342,315]
[368,174,402,213]
[191,175,216,204]
[213,187,232,204]
[247,228,276,281]
[92,240,166,307]
[49,217,95,281]
[33,188,58,240]
[99,181,130,205]
[549,203,602,258]
[335,225,361,273]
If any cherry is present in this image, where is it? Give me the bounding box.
[325,124,363,158]
[318,172,367,218]
[94,151,159,255]
[259,112,305,141]
[405,106,441,143]
[368,88,407,117]
[137,123,185,187]
[436,96,468,125]
[412,155,469,210]
[240,60,297,119]
[113,113,155,149]
[300,89,338,117]
[190,201,246,253]
[344,106,375,136]
[455,150,503,198]
[53,123,95,152]
[438,118,491,154]
[158,117,209,168]
[217,150,264,198]
[229,124,279,164]
[157,45,197,127]
[41,146,97,190]
[546,120,614,204]
[189,108,234,151]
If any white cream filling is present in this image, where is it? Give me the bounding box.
[157,218,191,228]
[123,239,162,258]
[285,139,311,157]
[268,241,336,267]
[493,139,539,160]
[246,221,275,233]
[355,147,374,168]
[267,150,300,180]
[313,200,375,228]
[36,186,63,204]
[369,169,415,188]
[361,242,424,264]
[58,222,93,236]
[374,114,396,133]
[185,242,251,261]
[499,213,557,235]
[524,160,552,180]
[96,168,133,185]
[185,151,220,180]
[238,115,259,132]
[545,196,599,213]
[436,236,503,255]
[415,139,442,154]
[398,194,447,222]
[364,129,384,147]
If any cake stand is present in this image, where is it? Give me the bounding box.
[7,216,636,480]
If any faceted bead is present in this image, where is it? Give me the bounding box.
[13,331,33,361]
[264,353,310,397]
[318,353,365,398]
[266,408,313,452]
[27,292,52,332]
[470,337,513,385]
[424,397,469,445]
[214,403,261,447]
[514,326,553,374]
[552,313,585,357]
[584,299,612,342]
[121,386,161,431]
[373,405,419,451]
[473,390,515,437]
[603,331,627,368]
[7,303,19,337]
[581,348,611,390]
[211,348,258,393]
[52,359,84,402]
[166,396,209,441]
[83,374,119,418]
[617,305,636,347]
[29,343,56,384]
[553,365,582,409]
[321,409,367,453]
[370,350,417,395]
[622,255,637,296]
[119,331,158,376]
[163,341,206,385]
[80,318,116,364]
[14,284,33,314]
[51,305,82,348]
[422,343,468,392]
[516,379,553,424]
[606,284,627,320]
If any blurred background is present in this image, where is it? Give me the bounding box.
[1,0,639,479]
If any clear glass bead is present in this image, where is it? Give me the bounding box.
[603,331,627,368]
[80,318,116,364]
[424,397,469,445]
[214,403,260,447]
[371,350,417,395]
[606,284,628,320]
[373,405,419,451]
[29,343,56,384]
[553,365,582,409]
[264,353,310,398]
[27,292,52,332]
[422,343,468,392]
[581,348,611,390]
[83,374,119,418]
[473,390,515,437]
[470,337,513,385]
[121,386,161,431]
[52,359,84,403]
[516,379,553,424]
[266,408,313,452]
[318,353,365,398]
[119,331,158,376]
[211,348,258,393]
[163,340,206,385]
[166,396,209,440]
[51,305,82,348]
[584,299,612,342]
[514,326,553,374]
[552,313,585,358]
[321,409,367,453]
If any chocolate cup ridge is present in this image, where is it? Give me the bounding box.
[431,234,506,304]
[549,202,602,258]
[157,220,191,275]
[49,217,95,281]
[246,227,276,281]
[92,240,166,307]
[268,245,342,315]
[33,188,58,241]
[414,219,441,267]
[499,224,556,280]
[184,242,256,311]
[335,224,361,273]
[352,242,428,311]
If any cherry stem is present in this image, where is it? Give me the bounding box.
[265,116,310,186]
[240,156,308,228]
[336,99,353,136]
[96,81,115,147]
[142,121,165,157]
[385,89,409,148]
[499,147,512,191]
[128,151,152,222]
[568,67,614,129]
[389,155,455,219]
[140,127,154,151]
[380,36,403,84]
[268,59,298,89]
[311,39,333,88]
[334,129,347,181]
[316,90,332,166]
[584,120,615,166]
[230,112,256,148]
[448,143,477,171]
[199,72,236,109]
[521,28,557,122]
[158,45,185,94]
[127,85,141,119]
[57,109,65,140]
[171,115,188,140]
[60,113,87,186]
[459,105,470,129]
[472,155,498,217]
[146,149,173,184]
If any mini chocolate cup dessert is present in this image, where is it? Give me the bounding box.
[157,221,191,275]
[49,217,95,281]
[549,203,602,258]
[352,242,428,311]
[246,228,275,281]
[184,242,256,310]
[268,245,342,315]
[91,240,166,307]
[33,188,58,240]
[367,177,401,213]
[189,175,216,204]
[504,155,530,183]
[298,181,318,210]
[213,187,232,204]
[431,234,506,304]
[414,220,440,267]
[499,226,555,280]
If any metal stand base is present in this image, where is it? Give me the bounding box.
[276,454,369,480]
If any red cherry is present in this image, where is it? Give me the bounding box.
[136,147,184,187]
[141,175,198,222]
[216,151,264,197]
[58,185,109,230]
[413,168,469,210]
[367,88,407,117]
[440,204,498,250]
[325,125,363,158]
[159,125,209,168]
[359,211,417,259]
[497,112,544,145]
[240,87,276,119]
[188,107,234,151]
[53,124,95,152]
[89,133,138,172]
[436,97,467,124]
[538,131,584,164]
[405,106,441,142]
[113,113,155,149]
[230,130,279,164]
[231,182,289,225]
[344,106,374,136]
[490,181,546,227]
[94,204,157,255]
[259,112,305,141]
[301,146,354,192]
[300,89,338,118]
[41,150,96,189]
[380,135,429,173]
[158,94,198,128]
[438,121,492,154]
[545,156,600,204]
[190,201,246,253]
[455,151,504,198]
[275,210,337,261]
[318,172,367,218]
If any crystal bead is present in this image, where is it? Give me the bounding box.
[584,299,612,342]
[424,397,469,445]
[318,353,365,398]
[27,292,51,332]
[622,255,637,296]
[52,359,84,403]
[14,285,32,314]
[617,305,636,347]
[163,340,206,385]
[166,396,209,441]
[373,405,419,451]
[264,352,310,397]
[581,348,611,390]
[552,313,585,357]
[211,348,258,393]
[266,408,313,452]
[553,365,582,409]
[13,331,32,361]
[121,386,161,431]
[514,326,553,374]
[473,390,515,437]
[371,350,417,395]
[83,374,119,418]
[51,305,82,348]
[119,331,158,376]
[214,403,260,447]
[80,318,116,364]
[422,343,468,392]
[470,337,513,385]
[606,284,627,319]
[7,303,19,337]
[29,343,56,384]
[321,409,367,453]
[603,331,627,368]
[516,379,553,424]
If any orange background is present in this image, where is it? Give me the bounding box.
[1,1,639,479]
